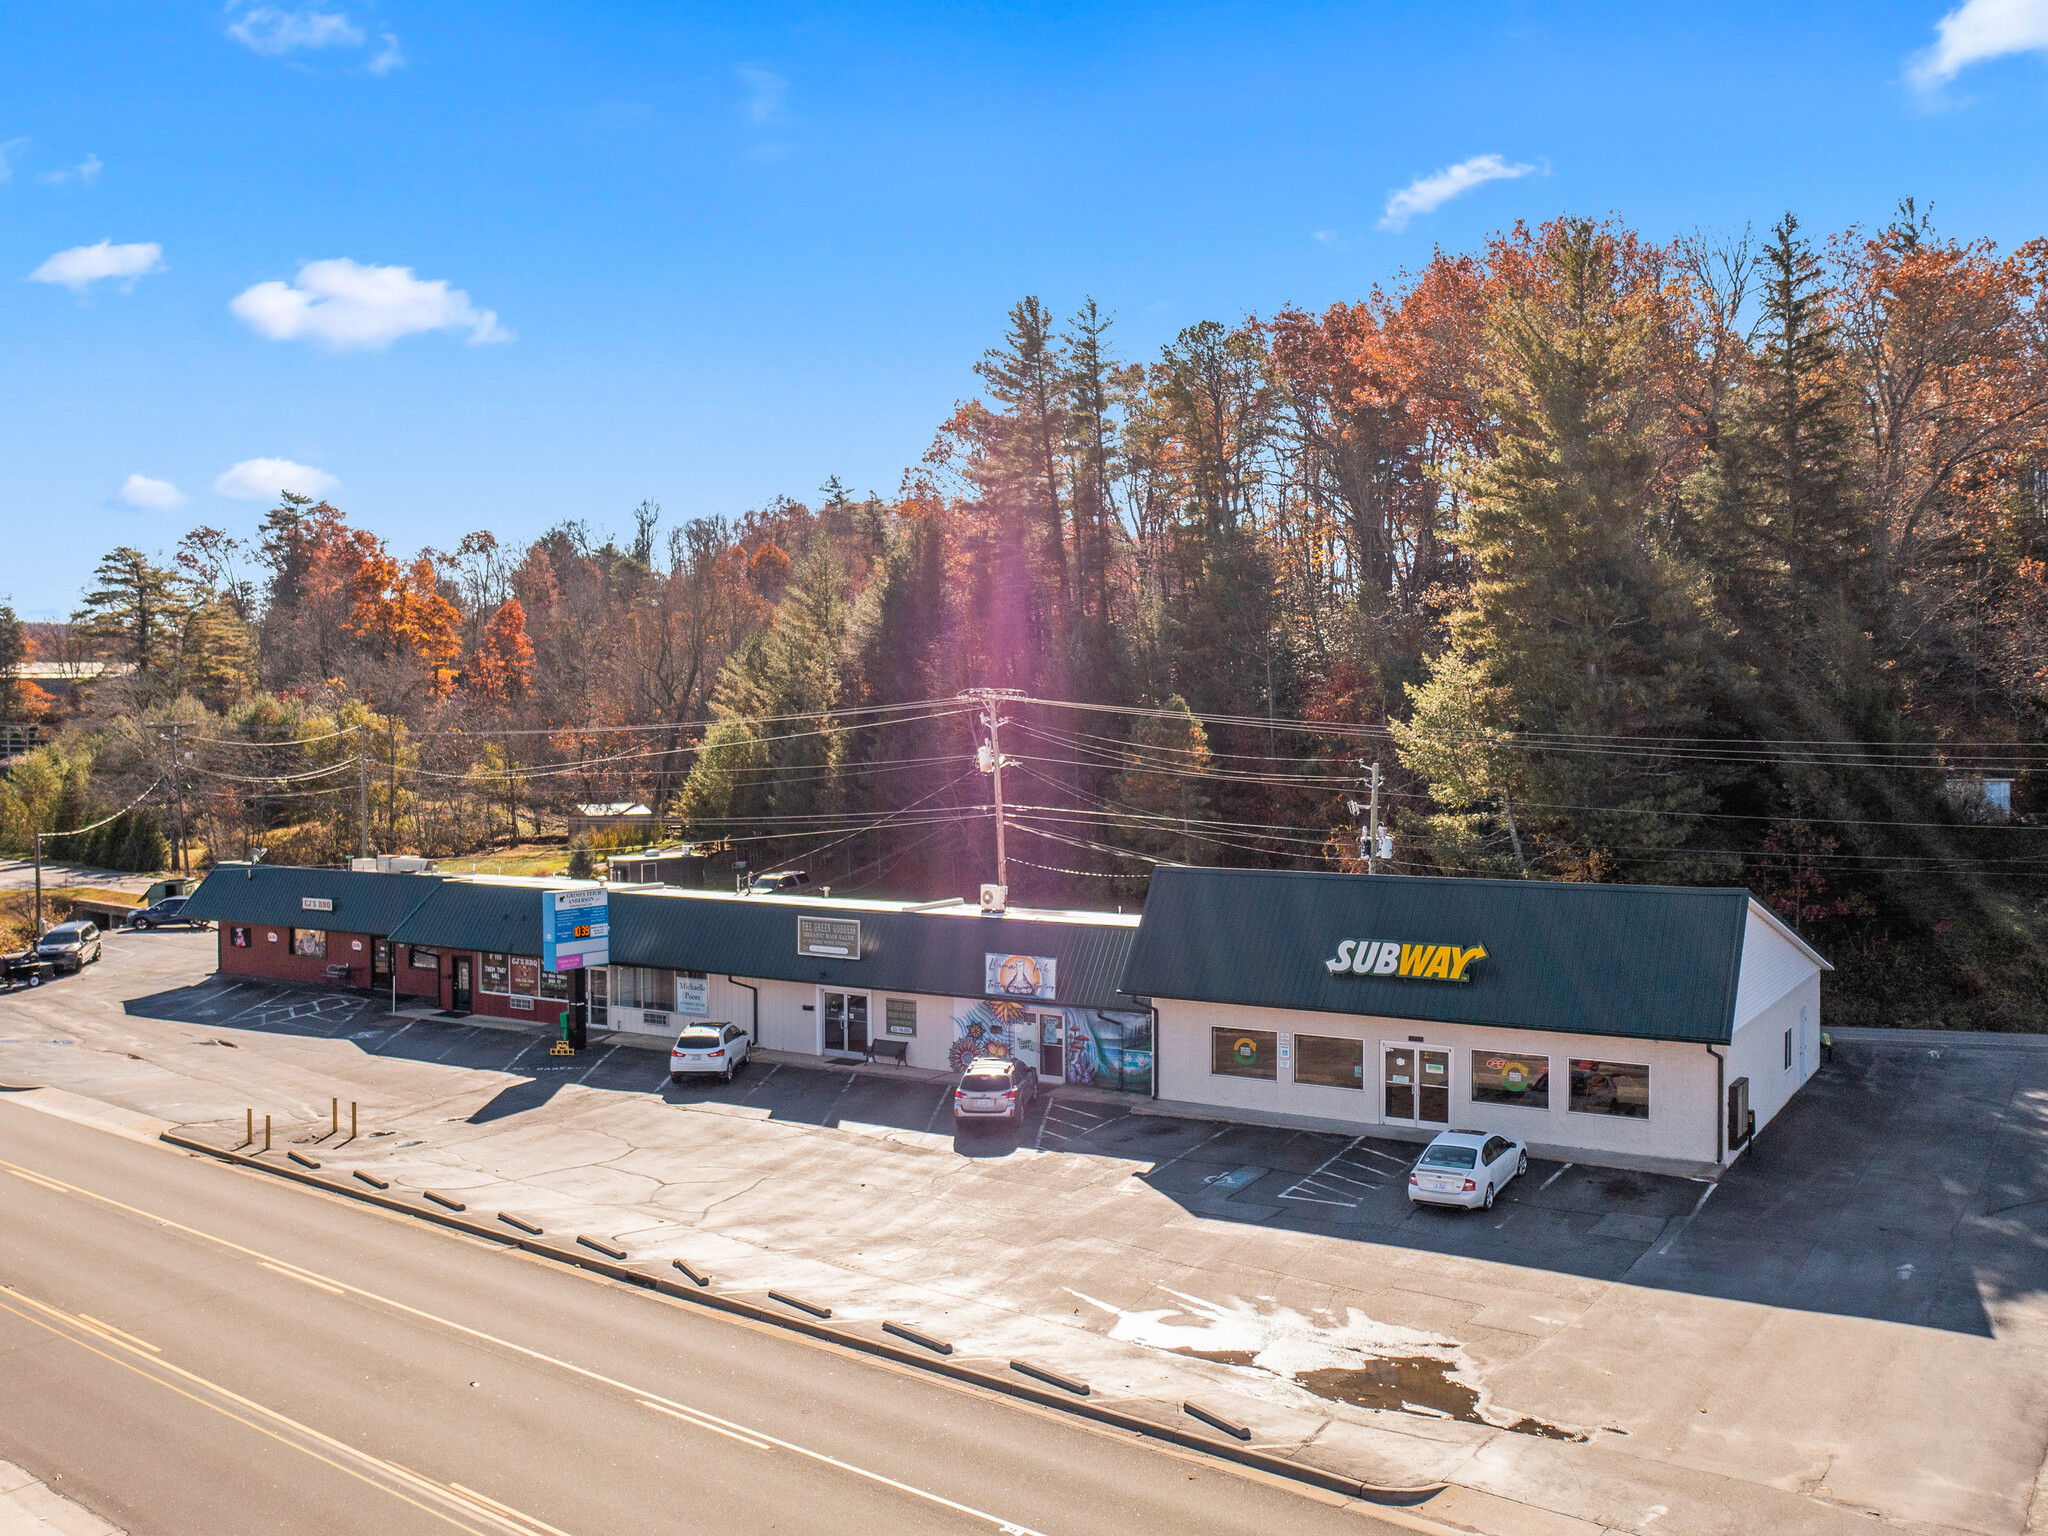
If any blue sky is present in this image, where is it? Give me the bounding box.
[5,0,2047,616]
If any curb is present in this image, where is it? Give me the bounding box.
[159,1129,1444,1507]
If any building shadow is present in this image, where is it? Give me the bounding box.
[118,977,2048,1337]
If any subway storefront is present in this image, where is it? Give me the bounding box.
[1122,867,1830,1177]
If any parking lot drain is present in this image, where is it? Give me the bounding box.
[577,1234,628,1260]
[423,1190,467,1212]
[1183,1402,1251,1441]
[672,1260,711,1288]
[498,1212,544,1235]
[884,1321,953,1355]
[1011,1360,1089,1396]
[352,1170,389,1190]
[769,1290,832,1320]
[286,1151,321,1169]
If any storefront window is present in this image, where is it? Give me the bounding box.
[509,955,539,994]
[1294,1035,1364,1089]
[1471,1051,1550,1110]
[538,967,570,1001]
[230,925,250,948]
[481,952,510,994]
[1570,1059,1649,1118]
[1210,1027,1277,1080]
[292,928,327,958]
[409,946,438,970]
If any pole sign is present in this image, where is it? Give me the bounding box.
[542,888,609,972]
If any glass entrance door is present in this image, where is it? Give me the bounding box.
[452,956,472,1012]
[822,990,869,1054]
[1384,1045,1451,1126]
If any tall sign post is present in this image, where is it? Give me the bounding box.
[542,888,608,1049]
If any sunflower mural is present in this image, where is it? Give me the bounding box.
[948,999,1020,1072]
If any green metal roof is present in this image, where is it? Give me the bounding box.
[180,863,446,936]
[387,877,599,956]
[1121,867,1757,1044]
[610,890,1143,1009]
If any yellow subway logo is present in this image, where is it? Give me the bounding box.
[1324,940,1487,982]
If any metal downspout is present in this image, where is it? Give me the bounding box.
[728,977,760,1045]
[1706,1042,1725,1165]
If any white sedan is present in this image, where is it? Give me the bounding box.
[1407,1130,1527,1211]
[670,1023,751,1084]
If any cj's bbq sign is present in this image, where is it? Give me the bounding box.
[1325,940,1487,983]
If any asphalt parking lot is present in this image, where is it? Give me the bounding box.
[107,962,2048,1322]
[12,932,2048,1533]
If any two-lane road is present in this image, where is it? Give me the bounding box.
[0,1096,1417,1536]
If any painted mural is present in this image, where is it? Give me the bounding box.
[950,998,1154,1092]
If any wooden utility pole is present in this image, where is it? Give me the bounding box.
[961,689,1023,890]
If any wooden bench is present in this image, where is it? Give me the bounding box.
[324,963,355,982]
[865,1039,909,1066]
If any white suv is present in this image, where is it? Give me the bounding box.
[1408,1130,1527,1211]
[670,1023,750,1084]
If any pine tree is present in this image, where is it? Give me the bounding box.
[1111,697,1215,868]
[1397,221,1731,882]
[975,298,1070,631]
[0,602,24,716]
[74,547,187,675]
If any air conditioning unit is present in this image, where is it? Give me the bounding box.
[979,883,1007,914]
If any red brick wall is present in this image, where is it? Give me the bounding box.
[218,925,375,985]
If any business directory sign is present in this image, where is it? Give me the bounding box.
[542,888,609,972]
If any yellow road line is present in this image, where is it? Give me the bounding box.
[1,1153,1048,1536]
[73,1314,160,1353]
[0,1289,500,1536]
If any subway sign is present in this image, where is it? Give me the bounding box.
[1325,940,1487,982]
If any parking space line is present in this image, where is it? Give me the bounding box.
[1538,1162,1573,1190]
[1275,1136,1367,1207]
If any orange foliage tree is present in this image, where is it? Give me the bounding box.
[466,598,535,702]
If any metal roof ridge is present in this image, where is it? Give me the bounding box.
[1156,865,1758,901]
[612,886,1139,924]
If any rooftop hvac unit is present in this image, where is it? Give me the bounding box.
[979,883,1007,914]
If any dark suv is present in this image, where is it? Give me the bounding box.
[128,895,207,930]
[952,1056,1039,1129]
[36,921,103,973]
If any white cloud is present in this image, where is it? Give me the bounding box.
[1378,153,1537,233]
[1909,0,2048,88]
[736,65,789,124]
[42,153,103,186]
[367,31,404,74]
[118,474,186,510]
[226,5,364,55]
[213,457,338,501]
[28,240,165,291]
[0,137,26,184]
[229,258,509,349]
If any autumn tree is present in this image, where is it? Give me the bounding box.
[466,598,536,702]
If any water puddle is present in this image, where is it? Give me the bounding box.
[1075,1286,1582,1441]
[1295,1359,1581,1439]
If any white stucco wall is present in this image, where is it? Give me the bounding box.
[606,968,968,1072]
[1154,999,1725,1168]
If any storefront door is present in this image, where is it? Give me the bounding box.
[452,955,473,1013]
[1383,1044,1451,1126]
[372,940,391,982]
[1039,1013,1064,1080]
[821,990,869,1054]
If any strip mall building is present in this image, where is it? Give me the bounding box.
[182,860,1829,1175]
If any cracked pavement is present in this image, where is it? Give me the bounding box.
[6,929,2048,1536]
